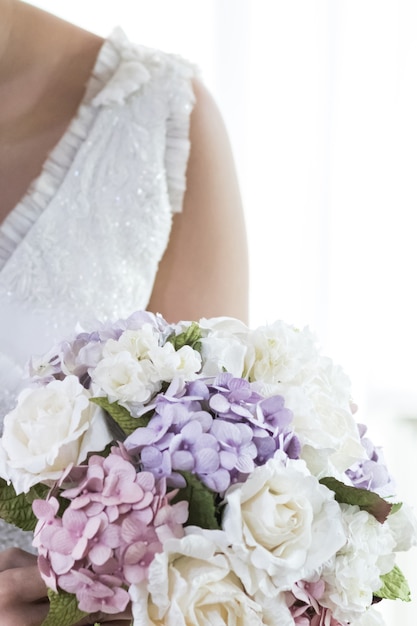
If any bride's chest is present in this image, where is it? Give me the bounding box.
[0,108,173,329]
[0,121,69,224]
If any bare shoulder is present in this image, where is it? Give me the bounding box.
[187,78,232,163]
[0,3,104,222]
[148,78,248,323]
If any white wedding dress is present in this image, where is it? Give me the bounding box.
[0,29,196,551]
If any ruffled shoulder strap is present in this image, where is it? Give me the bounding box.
[0,29,197,269]
[92,28,198,214]
[164,52,197,214]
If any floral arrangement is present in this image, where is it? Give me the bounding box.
[0,311,415,626]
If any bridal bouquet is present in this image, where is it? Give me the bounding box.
[0,311,415,626]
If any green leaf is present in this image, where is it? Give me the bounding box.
[171,471,220,530]
[375,565,411,602]
[90,396,151,436]
[319,476,392,523]
[24,482,51,505]
[41,589,88,626]
[167,322,202,352]
[390,502,403,515]
[0,478,49,531]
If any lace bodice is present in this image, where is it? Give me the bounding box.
[0,28,196,550]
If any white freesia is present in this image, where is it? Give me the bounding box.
[320,504,396,622]
[130,529,265,626]
[96,326,201,401]
[103,325,160,359]
[91,351,159,404]
[221,456,346,595]
[147,343,201,381]
[199,316,250,377]
[0,375,112,494]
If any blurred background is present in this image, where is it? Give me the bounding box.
[30,1,417,623]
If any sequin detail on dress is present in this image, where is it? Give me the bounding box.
[0,28,196,550]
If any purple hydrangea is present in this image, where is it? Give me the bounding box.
[125,373,299,494]
[346,424,395,497]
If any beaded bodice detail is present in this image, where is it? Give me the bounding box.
[0,29,195,550]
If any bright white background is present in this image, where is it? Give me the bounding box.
[30,2,417,623]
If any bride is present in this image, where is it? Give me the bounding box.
[0,0,248,623]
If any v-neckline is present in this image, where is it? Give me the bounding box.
[0,30,120,269]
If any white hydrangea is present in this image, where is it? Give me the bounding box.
[385,503,417,552]
[350,607,387,626]
[320,504,396,623]
[245,321,320,385]
[244,321,364,476]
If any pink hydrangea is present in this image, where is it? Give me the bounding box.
[287,580,348,626]
[33,445,188,612]
[58,568,128,614]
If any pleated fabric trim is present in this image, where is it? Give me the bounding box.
[0,27,197,267]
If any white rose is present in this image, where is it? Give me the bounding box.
[0,376,112,494]
[199,316,251,377]
[91,351,159,405]
[221,457,346,596]
[320,504,396,622]
[148,343,201,381]
[130,529,265,626]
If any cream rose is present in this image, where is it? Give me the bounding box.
[222,457,346,596]
[130,530,265,626]
[0,375,112,494]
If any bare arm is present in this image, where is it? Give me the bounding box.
[148,79,249,324]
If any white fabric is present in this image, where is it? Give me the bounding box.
[0,28,196,550]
